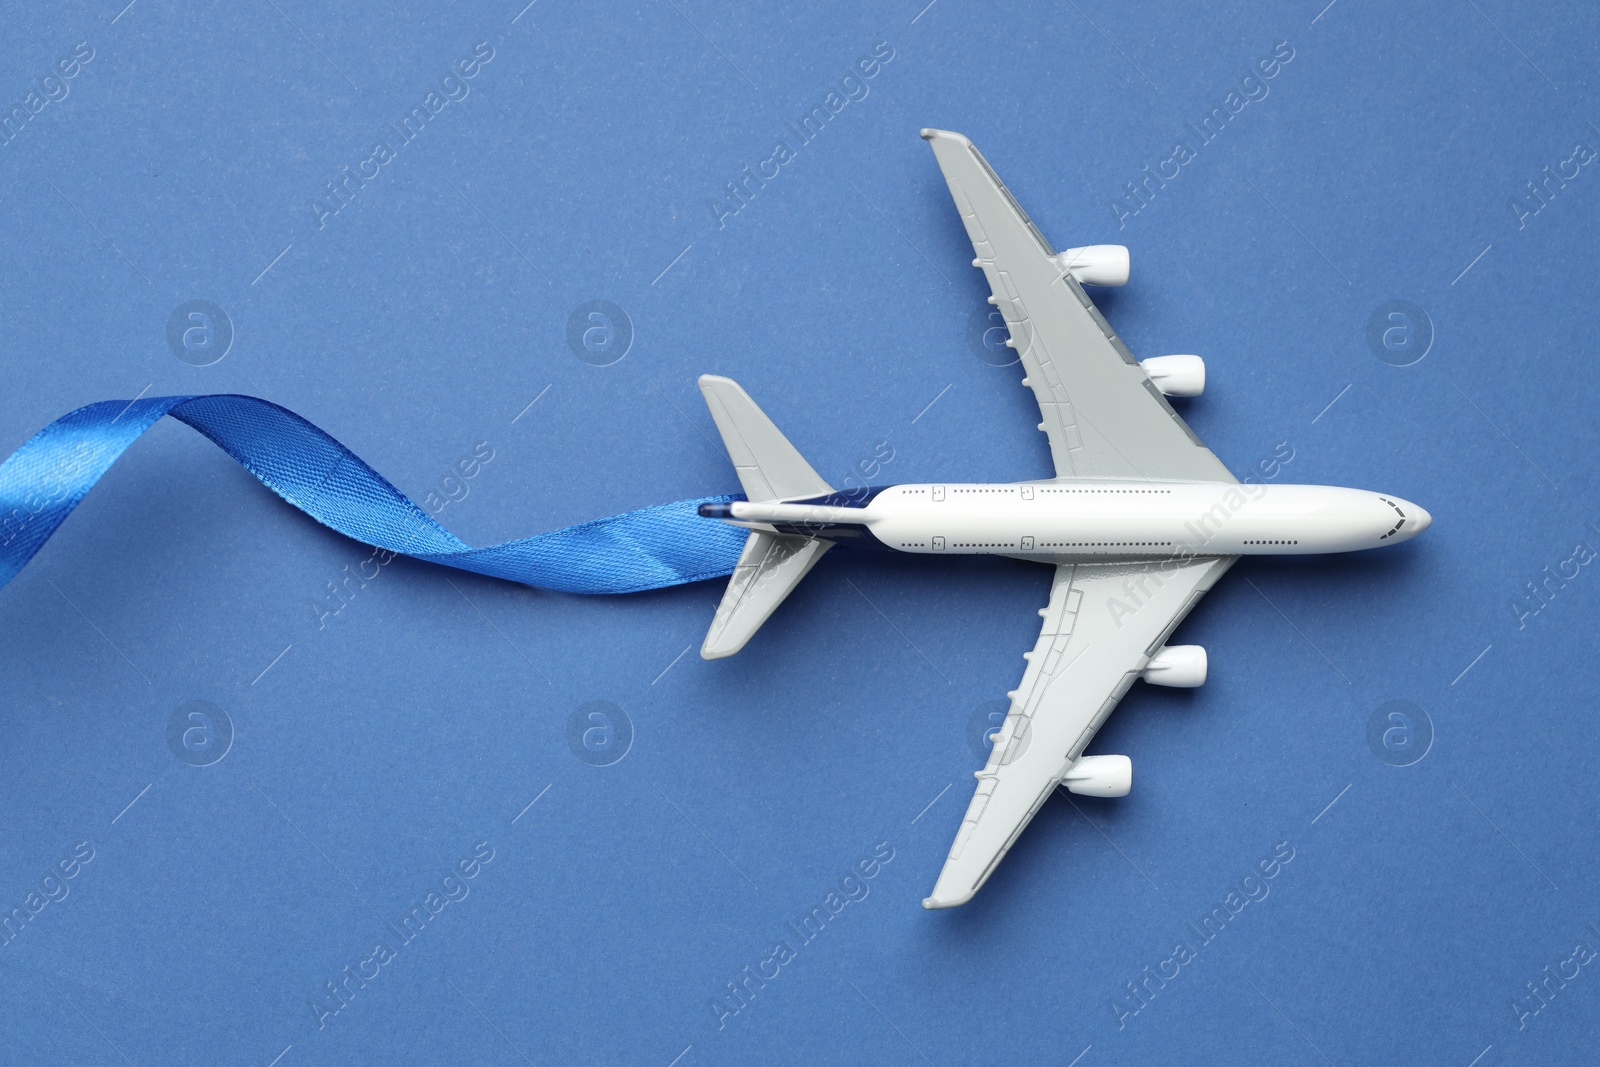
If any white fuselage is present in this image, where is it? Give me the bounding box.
[731,481,1432,560]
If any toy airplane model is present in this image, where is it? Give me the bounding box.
[695,129,1431,909]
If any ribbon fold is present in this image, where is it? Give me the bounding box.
[0,395,746,595]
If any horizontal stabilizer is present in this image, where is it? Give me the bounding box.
[701,530,831,659]
[698,375,831,503]
[698,375,834,658]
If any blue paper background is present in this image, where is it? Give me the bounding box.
[3,1,1598,1063]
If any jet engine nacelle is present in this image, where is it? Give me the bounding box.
[1142,644,1207,687]
[1062,754,1132,797]
[1053,244,1129,287]
[1140,355,1205,398]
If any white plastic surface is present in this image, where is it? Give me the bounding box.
[1140,354,1206,397]
[1062,754,1132,797]
[854,482,1432,556]
[1141,644,1207,688]
[727,501,874,526]
[1052,244,1130,287]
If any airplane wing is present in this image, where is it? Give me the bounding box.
[924,555,1236,908]
[921,129,1235,484]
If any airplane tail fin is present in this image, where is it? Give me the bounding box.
[696,375,833,659]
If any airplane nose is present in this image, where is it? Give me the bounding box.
[1409,504,1432,536]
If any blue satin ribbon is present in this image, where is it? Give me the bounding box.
[0,394,748,595]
